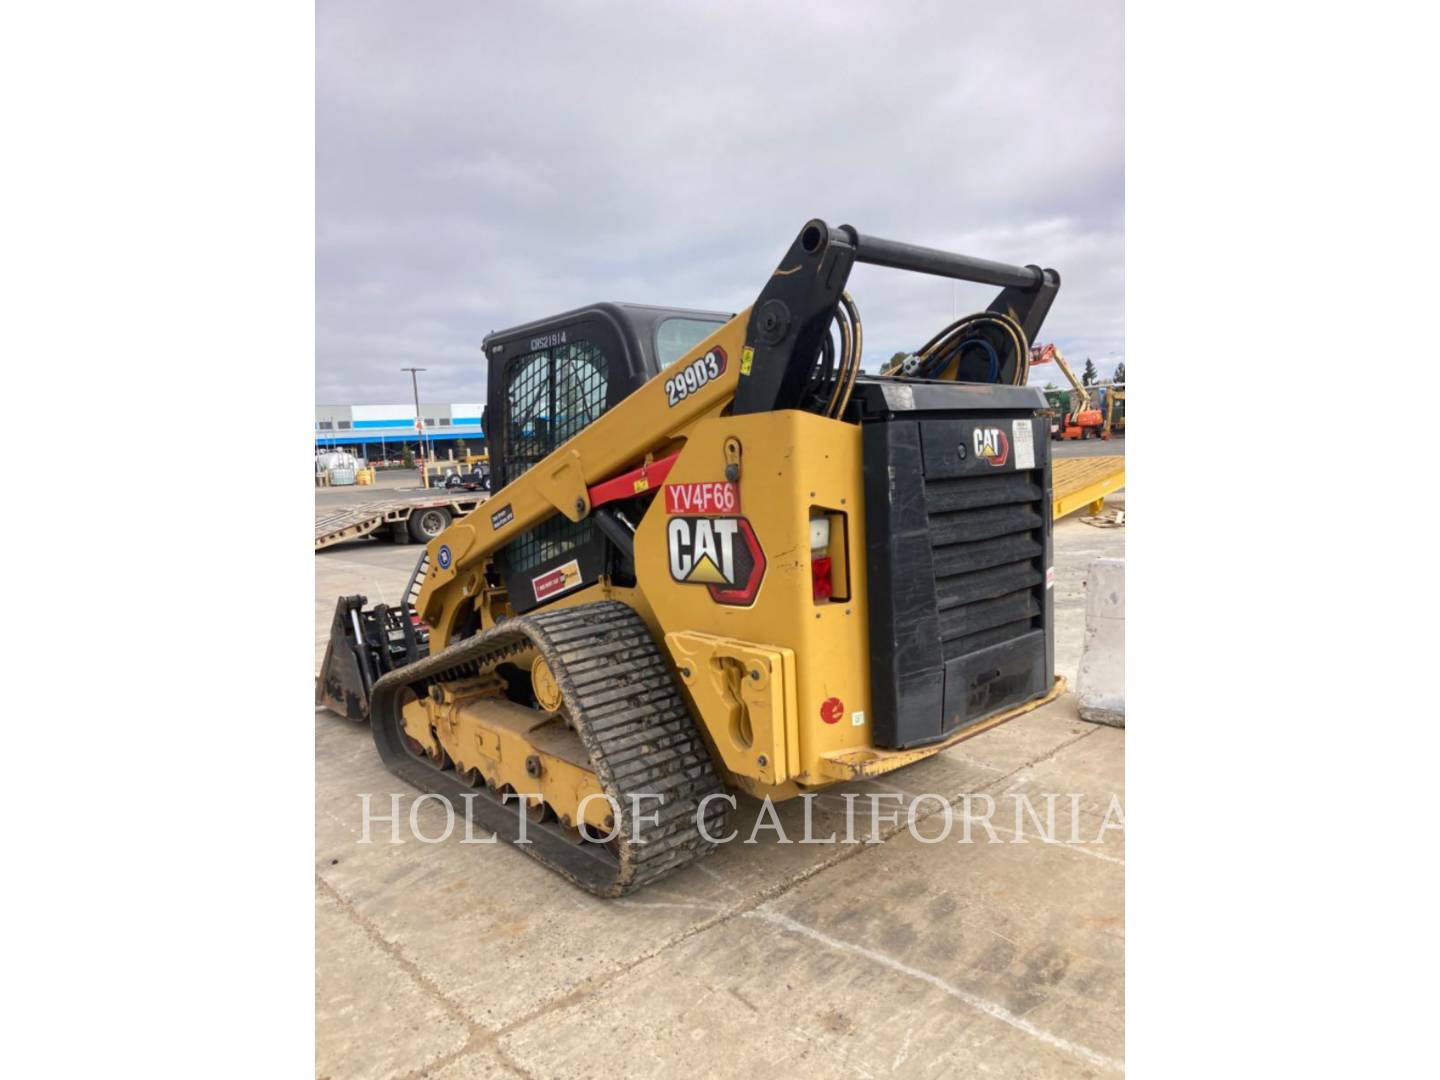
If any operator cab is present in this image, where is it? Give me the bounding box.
[482,302,732,611]
[483,302,731,488]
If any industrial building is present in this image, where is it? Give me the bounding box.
[314,402,485,463]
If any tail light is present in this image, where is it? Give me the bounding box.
[810,514,834,602]
[812,556,833,602]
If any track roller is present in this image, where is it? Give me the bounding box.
[368,601,728,896]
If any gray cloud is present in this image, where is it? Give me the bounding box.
[318,0,1123,403]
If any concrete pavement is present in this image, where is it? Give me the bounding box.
[314,496,1126,1079]
[1050,436,1126,460]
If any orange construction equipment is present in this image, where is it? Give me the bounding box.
[1031,343,1104,439]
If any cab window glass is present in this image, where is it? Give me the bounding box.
[656,318,725,367]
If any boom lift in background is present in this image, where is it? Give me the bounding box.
[318,219,1066,895]
[1102,386,1125,438]
[1031,343,1105,439]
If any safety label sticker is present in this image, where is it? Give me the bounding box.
[665,481,739,515]
[1012,418,1036,471]
[532,558,582,601]
[1046,565,1056,589]
[490,504,514,530]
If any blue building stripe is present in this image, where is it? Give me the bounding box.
[315,431,481,447]
[337,420,485,432]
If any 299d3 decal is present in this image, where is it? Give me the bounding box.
[664,346,726,407]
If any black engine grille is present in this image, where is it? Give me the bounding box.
[928,472,1045,657]
[861,388,1054,750]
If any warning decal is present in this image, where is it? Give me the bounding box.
[532,559,582,601]
[1012,419,1036,471]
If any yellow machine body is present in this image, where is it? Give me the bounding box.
[411,317,1056,802]
[412,316,880,800]
[322,219,1064,893]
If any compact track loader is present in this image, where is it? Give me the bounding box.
[318,219,1063,895]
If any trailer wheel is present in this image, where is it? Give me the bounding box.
[409,507,451,542]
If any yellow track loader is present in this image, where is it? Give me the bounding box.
[317,219,1063,895]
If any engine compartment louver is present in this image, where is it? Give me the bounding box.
[859,381,1054,749]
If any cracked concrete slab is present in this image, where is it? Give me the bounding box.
[316,887,469,1080]
[314,691,1119,1072]
[996,725,1127,858]
[425,1049,524,1080]
[314,704,1065,1033]
[496,749,1123,1078]
[313,487,1125,1078]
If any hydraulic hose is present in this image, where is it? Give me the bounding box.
[910,310,1030,386]
[802,294,1033,420]
[799,291,864,421]
[824,292,863,420]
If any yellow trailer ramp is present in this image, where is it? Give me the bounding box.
[1052,455,1125,520]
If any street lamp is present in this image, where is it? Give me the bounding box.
[401,366,427,488]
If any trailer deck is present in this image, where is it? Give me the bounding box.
[314,491,490,550]
[1052,454,1126,519]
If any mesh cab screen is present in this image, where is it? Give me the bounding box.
[502,341,609,481]
[499,339,610,576]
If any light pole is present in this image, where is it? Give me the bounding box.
[401,366,427,488]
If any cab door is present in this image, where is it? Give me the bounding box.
[484,314,639,612]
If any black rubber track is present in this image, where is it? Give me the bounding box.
[368,600,728,896]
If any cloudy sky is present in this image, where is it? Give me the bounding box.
[317,0,1123,405]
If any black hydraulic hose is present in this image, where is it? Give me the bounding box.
[796,291,861,420]
[822,292,863,420]
[912,311,1030,386]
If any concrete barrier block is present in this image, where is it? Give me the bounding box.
[1077,557,1125,727]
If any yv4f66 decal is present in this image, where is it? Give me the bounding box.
[666,516,765,605]
[664,481,739,515]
